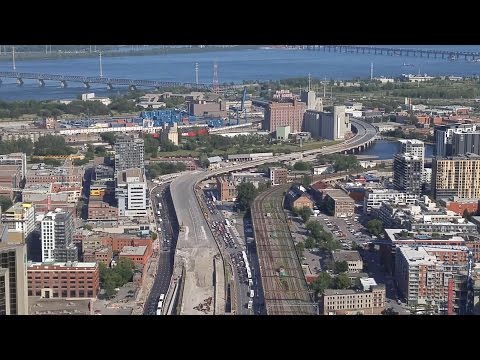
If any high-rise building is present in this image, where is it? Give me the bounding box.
[432,153,480,200]
[393,154,423,195]
[263,99,306,133]
[116,168,147,218]
[41,209,77,263]
[393,140,424,195]
[303,106,350,140]
[1,202,35,243]
[0,240,28,315]
[434,123,480,157]
[114,134,144,173]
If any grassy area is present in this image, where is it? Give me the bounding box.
[155,139,341,158]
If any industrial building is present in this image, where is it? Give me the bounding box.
[321,284,385,315]
[303,106,350,140]
[187,99,227,118]
[263,99,306,133]
[322,189,355,217]
[27,261,100,299]
[160,122,179,146]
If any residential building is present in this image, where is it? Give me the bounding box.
[27,261,100,298]
[363,189,419,214]
[216,177,237,202]
[393,139,424,195]
[0,241,28,315]
[116,168,148,218]
[434,123,480,157]
[114,134,144,173]
[26,165,82,185]
[0,164,22,199]
[119,245,152,266]
[41,209,77,263]
[321,285,385,315]
[322,189,355,217]
[432,154,480,200]
[395,246,470,314]
[269,167,288,186]
[263,99,306,133]
[332,250,363,273]
[0,268,9,315]
[303,106,350,140]
[1,202,35,243]
[83,247,113,265]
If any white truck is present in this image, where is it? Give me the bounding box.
[249,289,254,298]
[247,300,253,309]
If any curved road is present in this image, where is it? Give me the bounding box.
[168,118,377,315]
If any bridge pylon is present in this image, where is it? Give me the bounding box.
[16,78,23,86]
[60,80,68,88]
[38,79,45,87]
[83,82,90,89]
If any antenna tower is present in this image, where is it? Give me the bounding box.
[212,60,219,93]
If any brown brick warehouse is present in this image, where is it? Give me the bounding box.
[251,184,317,315]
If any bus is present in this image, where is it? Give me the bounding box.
[156,294,165,315]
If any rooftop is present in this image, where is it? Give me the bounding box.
[332,250,362,263]
[323,189,354,201]
[28,261,97,268]
[120,245,147,256]
[398,246,437,265]
[28,297,92,315]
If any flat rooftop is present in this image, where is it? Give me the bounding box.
[332,250,362,263]
[28,261,97,268]
[323,189,354,201]
[28,297,92,315]
[397,246,437,265]
[120,245,147,256]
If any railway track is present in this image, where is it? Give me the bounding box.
[252,185,317,315]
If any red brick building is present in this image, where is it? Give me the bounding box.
[263,99,306,133]
[119,245,152,266]
[216,177,237,201]
[27,262,100,298]
[100,235,152,253]
[83,247,113,265]
[88,200,118,220]
[438,197,480,216]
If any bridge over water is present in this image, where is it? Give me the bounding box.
[0,71,236,91]
[301,45,480,61]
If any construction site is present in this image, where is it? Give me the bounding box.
[251,185,317,315]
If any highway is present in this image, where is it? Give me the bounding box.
[168,118,377,315]
[170,172,224,315]
[143,184,176,315]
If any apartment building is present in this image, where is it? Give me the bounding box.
[321,284,385,315]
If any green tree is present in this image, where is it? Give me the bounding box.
[367,219,384,237]
[199,154,210,169]
[152,232,158,241]
[83,224,93,231]
[236,182,257,211]
[295,242,305,258]
[33,134,75,156]
[293,161,311,171]
[322,239,341,253]
[296,206,312,223]
[0,196,13,212]
[463,209,472,222]
[304,237,316,249]
[100,132,117,145]
[334,261,349,273]
[311,272,332,295]
[306,221,323,239]
[333,273,352,289]
[302,174,312,188]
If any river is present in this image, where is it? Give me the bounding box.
[0,46,480,101]
[359,139,434,160]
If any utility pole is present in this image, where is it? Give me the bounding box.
[195,62,199,85]
[12,46,16,71]
[99,51,103,78]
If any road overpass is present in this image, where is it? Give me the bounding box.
[167,118,377,314]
